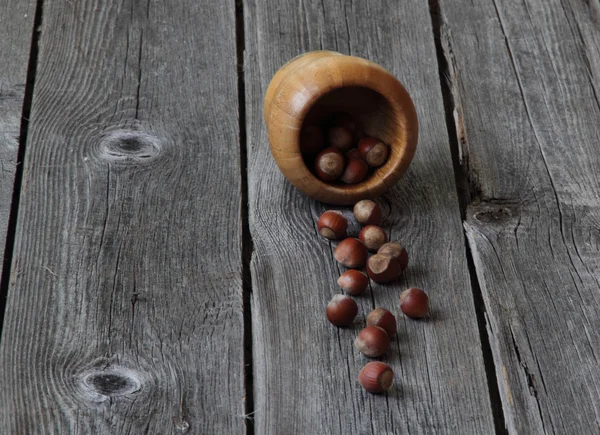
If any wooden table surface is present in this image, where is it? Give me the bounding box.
[1,0,599,433]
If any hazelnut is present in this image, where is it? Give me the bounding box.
[314,147,344,181]
[400,288,430,319]
[354,325,390,357]
[328,126,354,152]
[359,225,388,251]
[346,148,363,161]
[378,242,409,271]
[317,210,348,240]
[330,112,357,133]
[353,200,382,226]
[300,125,325,155]
[366,254,401,283]
[358,362,394,394]
[337,270,369,296]
[326,294,358,327]
[340,158,369,184]
[366,308,396,337]
[331,112,366,140]
[358,137,389,167]
[334,238,368,269]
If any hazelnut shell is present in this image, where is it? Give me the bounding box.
[317,210,348,240]
[354,325,390,357]
[366,254,402,283]
[328,126,354,152]
[334,238,368,269]
[346,148,363,161]
[337,270,369,296]
[326,294,359,327]
[340,158,369,184]
[358,137,389,167]
[314,147,344,181]
[366,308,397,337]
[378,242,409,271]
[353,200,382,226]
[359,225,388,251]
[400,288,430,319]
[358,362,394,394]
[330,112,357,133]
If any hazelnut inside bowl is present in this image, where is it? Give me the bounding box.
[264,51,418,205]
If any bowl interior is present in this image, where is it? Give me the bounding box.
[301,86,403,186]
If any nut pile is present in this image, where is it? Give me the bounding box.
[301,113,390,184]
[318,199,430,394]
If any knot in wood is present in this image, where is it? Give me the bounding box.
[83,368,141,397]
[174,420,190,433]
[98,130,162,163]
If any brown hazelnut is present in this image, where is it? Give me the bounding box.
[366,308,396,337]
[358,362,394,394]
[317,210,348,240]
[400,288,430,319]
[326,294,358,327]
[330,112,366,140]
[378,242,409,271]
[340,158,369,184]
[337,270,369,296]
[354,325,390,357]
[300,125,325,155]
[334,238,368,269]
[328,126,354,152]
[358,137,389,167]
[366,254,401,283]
[314,147,344,181]
[359,225,388,251]
[353,200,382,226]
[346,148,363,161]
[330,112,357,133]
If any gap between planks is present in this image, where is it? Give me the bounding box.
[427,0,508,433]
[0,0,44,336]
[235,0,256,433]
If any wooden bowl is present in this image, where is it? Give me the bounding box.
[264,51,418,205]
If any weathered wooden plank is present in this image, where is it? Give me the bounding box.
[0,0,245,433]
[0,0,36,290]
[439,0,600,432]
[245,0,494,433]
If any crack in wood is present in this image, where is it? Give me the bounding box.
[510,329,548,434]
[428,0,509,433]
[0,0,43,335]
[135,31,143,120]
[235,1,255,434]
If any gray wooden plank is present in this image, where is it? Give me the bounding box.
[439,0,600,432]
[245,0,494,433]
[0,0,36,289]
[0,0,245,433]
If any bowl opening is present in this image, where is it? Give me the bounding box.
[300,86,402,188]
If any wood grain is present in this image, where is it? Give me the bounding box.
[0,0,245,433]
[245,0,494,433]
[0,0,36,288]
[440,0,600,432]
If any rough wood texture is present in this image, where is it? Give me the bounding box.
[440,0,600,432]
[0,0,36,285]
[264,50,418,204]
[0,0,245,433]
[245,0,494,433]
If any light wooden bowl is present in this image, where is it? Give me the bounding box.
[264,51,418,205]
